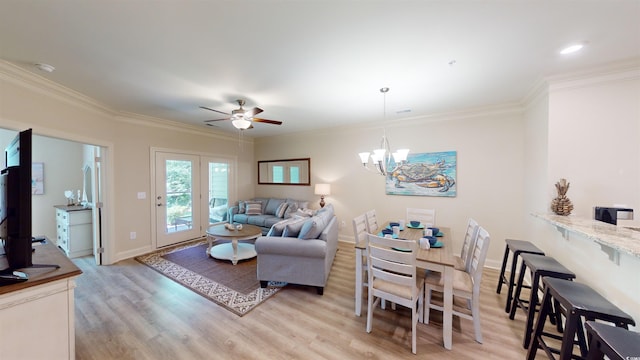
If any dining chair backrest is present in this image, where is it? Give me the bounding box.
[406,208,436,227]
[460,218,480,272]
[366,234,419,304]
[469,226,491,291]
[352,213,369,245]
[366,233,424,354]
[365,209,379,233]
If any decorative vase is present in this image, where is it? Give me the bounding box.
[551,178,574,216]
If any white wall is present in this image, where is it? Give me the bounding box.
[255,106,526,268]
[525,66,640,329]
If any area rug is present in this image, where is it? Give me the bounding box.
[135,239,283,316]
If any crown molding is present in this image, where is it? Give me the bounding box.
[0,60,242,143]
[546,58,640,93]
[0,60,116,118]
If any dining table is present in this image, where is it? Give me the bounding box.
[354,222,456,350]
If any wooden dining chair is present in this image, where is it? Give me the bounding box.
[406,208,436,227]
[424,226,491,344]
[366,233,425,354]
[365,209,379,233]
[454,218,480,272]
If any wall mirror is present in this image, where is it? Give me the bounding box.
[82,164,92,204]
[258,158,310,185]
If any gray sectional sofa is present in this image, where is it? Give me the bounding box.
[228,197,309,235]
[255,204,338,295]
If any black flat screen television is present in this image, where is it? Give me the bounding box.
[0,128,33,270]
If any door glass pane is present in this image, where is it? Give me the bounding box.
[166,160,193,233]
[208,162,229,223]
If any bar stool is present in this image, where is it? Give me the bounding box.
[496,239,545,313]
[509,253,576,348]
[526,277,635,360]
[585,321,640,360]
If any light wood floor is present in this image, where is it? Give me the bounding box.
[73,241,549,359]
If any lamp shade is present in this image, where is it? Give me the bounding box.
[232,118,252,130]
[314,183,331,196]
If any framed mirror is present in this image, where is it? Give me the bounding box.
[258,158,310,185]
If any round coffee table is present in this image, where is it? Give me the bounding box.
[205,224,262,265]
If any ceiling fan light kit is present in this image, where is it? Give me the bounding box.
[202,99,282,130]
[359,87,410,176]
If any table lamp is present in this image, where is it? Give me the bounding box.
[314,183,331,208]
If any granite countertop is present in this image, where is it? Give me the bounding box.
[532,213,640,259]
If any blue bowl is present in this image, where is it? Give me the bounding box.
[423,235,438,245]
[428,227,440,236]
[381,228,393,235]
[410,220,421,227]
[389,222,400,228]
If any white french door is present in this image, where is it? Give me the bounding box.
[155,152,201,247]
[154,151,235,248]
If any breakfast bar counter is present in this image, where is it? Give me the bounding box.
[532,213,640,260]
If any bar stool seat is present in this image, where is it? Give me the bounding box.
[509,253,576,348]
[585,321,640,360]
[496,239,545,313]
[526,277,635,360]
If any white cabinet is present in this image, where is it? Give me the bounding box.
[55,205,93,258]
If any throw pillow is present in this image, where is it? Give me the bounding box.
[238,201,246,214]
[245,201,262,215]
[275,202,288,218]
[284,202,299,219]
[282,217,309,237]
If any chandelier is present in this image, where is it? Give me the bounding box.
[358,88,409,176]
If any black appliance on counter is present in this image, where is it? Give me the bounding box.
[594,206,634,225]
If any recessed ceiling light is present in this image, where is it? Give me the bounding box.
[560,44,584,55]
[34,63,55,73]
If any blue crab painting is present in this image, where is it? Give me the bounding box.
[385,151,457,197]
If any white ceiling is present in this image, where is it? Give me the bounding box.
[1,1,639,137]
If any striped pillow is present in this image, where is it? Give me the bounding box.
[245,201,262,215]
[275,202,289,218]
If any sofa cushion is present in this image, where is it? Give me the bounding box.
[282,217,309,237]
[238,201,246,214]
[245,201,263,215]
[264,198,285,215]
[247,214,273,227]
[275,202,288,218]
[233,213,249,224]
[287,198,309,210]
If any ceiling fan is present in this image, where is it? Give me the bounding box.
[201,100,282,130]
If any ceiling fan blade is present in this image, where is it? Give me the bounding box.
[204,117,231,122]
[246,107,263,117]
[200,106,230,116]
[252,118,282,125]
